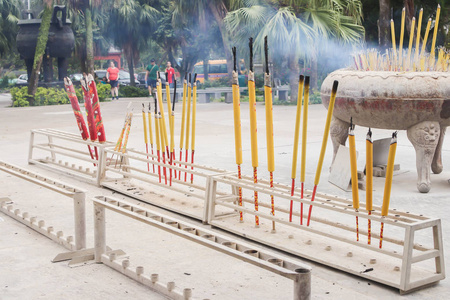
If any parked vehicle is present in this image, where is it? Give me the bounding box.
[69,73,83,82]
[193,60,228,83]
[16,74,28,84]
[94,70,139,86]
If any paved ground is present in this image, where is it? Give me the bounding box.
[0,94,449,299]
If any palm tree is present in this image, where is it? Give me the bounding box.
[0,0,21,57]
[106,0,161,86]
[28,0,54,100]
[225,0,364,101]
[172,0,252,76]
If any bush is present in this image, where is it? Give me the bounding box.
[309,90,322,104]
[118,85,148,98]
[11,83,110,107]
[10,87,31,107]
[0,76,10,89]
[199,77,230,89]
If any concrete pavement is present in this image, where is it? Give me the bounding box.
[0,94,449,299]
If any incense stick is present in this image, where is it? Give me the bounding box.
[290,75,304,223]
[231,46,244,222]
[307,80,339,226]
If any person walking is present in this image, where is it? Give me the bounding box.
[165,61,176,88]
[145,59,159,96]
[106,61,120,100]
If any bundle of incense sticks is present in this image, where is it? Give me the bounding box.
[352,5,449,72]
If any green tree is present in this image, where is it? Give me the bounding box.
[106,0,161,86]
[0,0,21,57]
[28,0,53,101]
[225,0,364,101]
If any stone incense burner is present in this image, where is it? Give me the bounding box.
[321,69,450,193]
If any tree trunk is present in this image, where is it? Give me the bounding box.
[203,58,209,81]
[404,0,414,38]
[288,55,299,103]
[310,51,318,91]
[128,47,136,86]
[207,1,233,78]
[28,4,53,103]
[378,0,391,49]
[85,7,94,75]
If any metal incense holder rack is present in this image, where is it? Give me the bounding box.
[206,172,445,294]
[100,146,237,221]
[28,128,116,186]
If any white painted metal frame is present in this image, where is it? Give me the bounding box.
[93,195,312,300]
[28,128,116,186]
[206,173,445,293]
[0,161,87,250]
[100,146,236,222]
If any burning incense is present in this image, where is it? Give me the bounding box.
[148,103,155,173]
[379,132,398,249]
[231,47,244,222]
[190,74,198,184]
[414,8,424,68]
[165,73,174,185]
[430,5,441,66]
[300,76,310,225]
[390,19,397,68]
[348,119,360,241]
[366,128,373,244]
[87,74,106,144]
[64,77,95,161]
[157,75,170,159]
[154,98,162,183]
[171,80,177,184]
[263,36,276,231]
[420,18,432,63]
[179,74,188,179]
[399,8,405,67]
[290,75,304,223]
[248,37,259,227]
[184,73,192,182]
[142,104,150,171]
[307,80,339,226]
[406,17,416,70]
[80,76,98,160]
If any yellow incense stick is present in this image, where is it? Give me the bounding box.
[147,110,154,146]
[430,5,441,64]
[414,8,424,65]
[157,80,169,149]
[232,71,242,166]
[366,130,373,212]
[185,77,192,152]
[407,17,416,69]
[264,75,274,173]
[348,122,359,241]
[366,128,373,245]
[191,81,197,152]
[248,71,258,167]
[381,133,397,217]
[301,77,310,184]
[390,19,397,67]
[421,18,432,59]
[348,126,359,211]
[314,81,338,186]
[179,78,187,150]
[307,80,338,226]
[380,132,398,248]
[399,8,405,67]
[291,75,304,179]
[142,106,148,145]
[154,113,161,152]
[290,75,304,223]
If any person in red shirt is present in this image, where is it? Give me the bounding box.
[165,61,176,88]
[106,61,120,100]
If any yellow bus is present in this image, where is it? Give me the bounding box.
[193,60,228,83]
